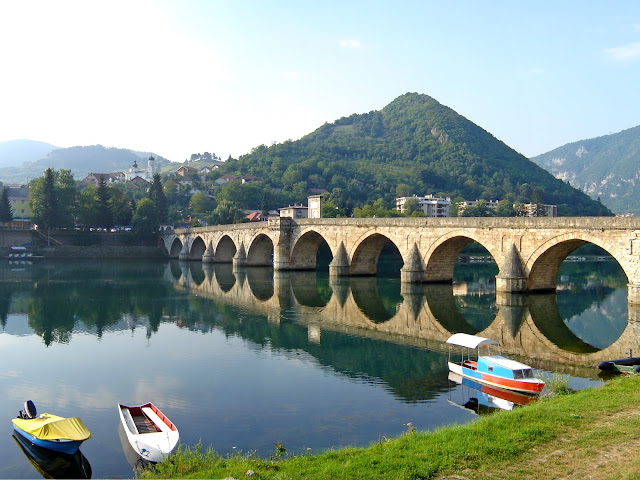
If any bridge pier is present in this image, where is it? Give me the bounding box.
[495,244,527,293]
[329,242,350,277]
[203,240,215,263]
[178,242,190,261]
[233,242,247,269]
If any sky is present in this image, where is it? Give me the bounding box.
[1,0,640,162]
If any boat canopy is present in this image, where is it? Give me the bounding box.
[446,333,499,350]
[12,414,91,441]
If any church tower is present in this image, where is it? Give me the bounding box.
[147,155,155,180]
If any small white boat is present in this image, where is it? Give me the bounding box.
[118,403,179,463]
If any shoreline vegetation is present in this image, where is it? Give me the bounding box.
[141,375,640,480]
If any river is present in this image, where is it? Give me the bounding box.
[0,254,629,478]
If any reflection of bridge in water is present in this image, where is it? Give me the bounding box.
[168,262,640,375]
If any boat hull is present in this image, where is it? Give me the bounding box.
[118,403,179,464]
[449,362,545,394]
[12,426,84,455]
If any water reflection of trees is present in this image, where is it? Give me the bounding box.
[3,261,174,345]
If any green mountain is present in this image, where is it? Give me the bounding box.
[530,125,640,215]
[218,93,609,216]
[0,139,57,169]
[0,144,172,184]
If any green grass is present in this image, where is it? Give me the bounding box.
[140,375,640,480]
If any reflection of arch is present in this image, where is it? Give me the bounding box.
[214,264,236,292]
[527,294,599,353]
[423,233,498,283]
[169,238,183,258]
[350,277,401,323]
[247,234,274,266]
[424,284,478,334]
[291,272,327,307]
[350,233,401,275]
[215,236,237,263]
[190,237,206,261]
[528,237,628,291]
[290,230,330,270]
[246,267,274,301]
[189,262,206,286]
[169,260,182,280]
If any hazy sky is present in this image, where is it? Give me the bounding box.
[1,0,639,162]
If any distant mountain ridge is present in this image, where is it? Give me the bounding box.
[0,143,171,184]
[530,125,640,214]
[0,139,57,169]
[217,92,609,216]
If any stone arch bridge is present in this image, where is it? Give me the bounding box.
[161,217,640,305]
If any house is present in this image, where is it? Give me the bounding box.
[396,195,452,217]
[6,186,31,219]
[176,166,198,177]
[279,204,308,219]
[309,188,329,195]
[82,172,125,187]
[214,174,238,186]
[245,211,268,222]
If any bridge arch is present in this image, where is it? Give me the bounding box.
[350,232,402,276]
[290,229,332,270]
[169,237,183,258]
[189,236,207,261]
[423,232,499,283]
[526,232,630,291]
[215,235,237,263]
[247,233,274,266]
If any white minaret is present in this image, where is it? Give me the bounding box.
[147,155,155,180]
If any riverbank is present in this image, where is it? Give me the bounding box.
[1,245,165,259]
[142,375,640,480]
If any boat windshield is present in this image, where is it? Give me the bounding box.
[513,369,534,379]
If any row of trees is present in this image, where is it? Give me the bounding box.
[29,168,168,244]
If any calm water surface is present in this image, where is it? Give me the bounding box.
[0,257,628,478]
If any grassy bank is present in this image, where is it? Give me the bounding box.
[142,376,640,480]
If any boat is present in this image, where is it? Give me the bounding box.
[12,430,92,479]
[118,402,179,463]
[446,333,545,394]
[11,401,91,455]
[598,357,640,374]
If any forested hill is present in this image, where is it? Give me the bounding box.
[530,125,640,215]
[0,145,171,185]
[219,93,609,216]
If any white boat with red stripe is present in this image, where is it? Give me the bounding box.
[118,402,179,463]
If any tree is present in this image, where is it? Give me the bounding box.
[402,197,422,216]
[132,198,159,237]
[495,199,516,217]
[210,200,244,225]
[30,168,58,245]
[96,177,113,229]
[148,173,168,222]
[0,187,13,222]
[189,191,213,217]
[396,183,412,198]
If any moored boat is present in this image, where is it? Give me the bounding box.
[598,357,640,374]
[118,402,179,463]
[446,333,545,394]
[11,401,91,455]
